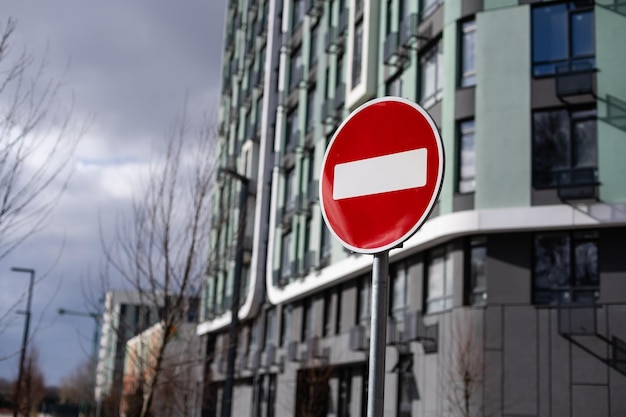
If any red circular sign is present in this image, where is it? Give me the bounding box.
[319,97,444,254]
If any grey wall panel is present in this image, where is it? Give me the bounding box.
[571,342,608,385]
[537,309,550,417]
[572,385,609,417]
[485,306,502,350]
[484,350,503,417]
[502,306,537,416]
[550,309,571,417]
[599,227,626,304]
[407,257,424,311]
[487,233,531,305]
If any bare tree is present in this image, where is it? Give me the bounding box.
[0,16,87,342]
[101,105,218,417]
[443,311,485,417]
[12,347,46,417]
[0,18,86,256]
[58,359,96,409]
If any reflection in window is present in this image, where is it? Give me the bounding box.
[457,119,476,194]
[390,264,407,321]
[421,0,442,20]
[386,74,402,97]
[285,110,299,152]
[352,20,364,89]
[425,245,454,313]
[264,308,276,348]
[534,231,598,304]
[532,108,596,188]
[420,39,443,108]
[357,275,371,325]
[468,237,487,306]
[281,231,292,280]
[460,20,476,87]
[280,304,292,347]
[396,355,414,417]
[532,2,594,76]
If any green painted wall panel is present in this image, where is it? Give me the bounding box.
[443,0,462,26]
[439,22,457,215]
[596,6,626,202]
[475,6,531,209]
[484,0,517,10]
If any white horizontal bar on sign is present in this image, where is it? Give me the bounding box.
[333,148,428,200]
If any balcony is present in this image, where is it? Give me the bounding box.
[399,13,426,48]
[334,82,345,110]
[305,0,323,18]
[603,94,626,132]
[555,167,599,201]
[384,33,407,67]
[324,28,343,54]
[321,99,337,125]
[555,61,594,97]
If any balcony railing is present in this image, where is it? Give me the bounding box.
[555,167,599,200]
[556,61,594,97]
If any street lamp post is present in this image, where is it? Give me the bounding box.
[219,167,249,417]
[12,267,35,417]
[57,308,102,417]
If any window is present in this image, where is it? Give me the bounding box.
[532,108,597,188]
[301,298,313,341]
[421,0,442,20]
[290,46,303,90]
[457,119,476,193]
[284,167,296,212]
[532,2,594,77]
[460,20,476,87]
[292,0,305,30]
[390,264,408,321]
[310,25,319,68]
[396,355,414,417]
[320,223,332,266]
[335,285,343,334]
[386,74,402,96]
[467,237,487,306]
[281,231,293,280]
[534,230,598,304]
[264,307,276,348]
[322,290,332,337]
[280,304,293,347]
[356,274,371,325]
[351,19,364,89]
[420,39,443,108]
[425,245,454,313]
[337,368,352,417]
[285,110,299,153]
[306,88,316,134]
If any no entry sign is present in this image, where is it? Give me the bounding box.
[319,97,444,254]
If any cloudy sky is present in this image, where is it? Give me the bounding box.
[0,1,227,385]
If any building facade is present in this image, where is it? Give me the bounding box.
[95,291,161,415]
[198,1,626,416]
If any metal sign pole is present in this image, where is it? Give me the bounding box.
[367,250,390,417]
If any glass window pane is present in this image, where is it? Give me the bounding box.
[461,20,476,87]
[532,110,570,186]
[428,256,444,299]
[534,233,571,290]
[574,240,598,286]
[352,20,363,89]
[571,11,594,58]
[458,120,476,193]
[532,4,568,64]
[572,112,597,168]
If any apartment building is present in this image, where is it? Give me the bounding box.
[198,1,626,416]
[95,291,161,416]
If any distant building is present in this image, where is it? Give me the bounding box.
[120,322,203,417]
[95,291,160,415]
[199,1,626,417]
